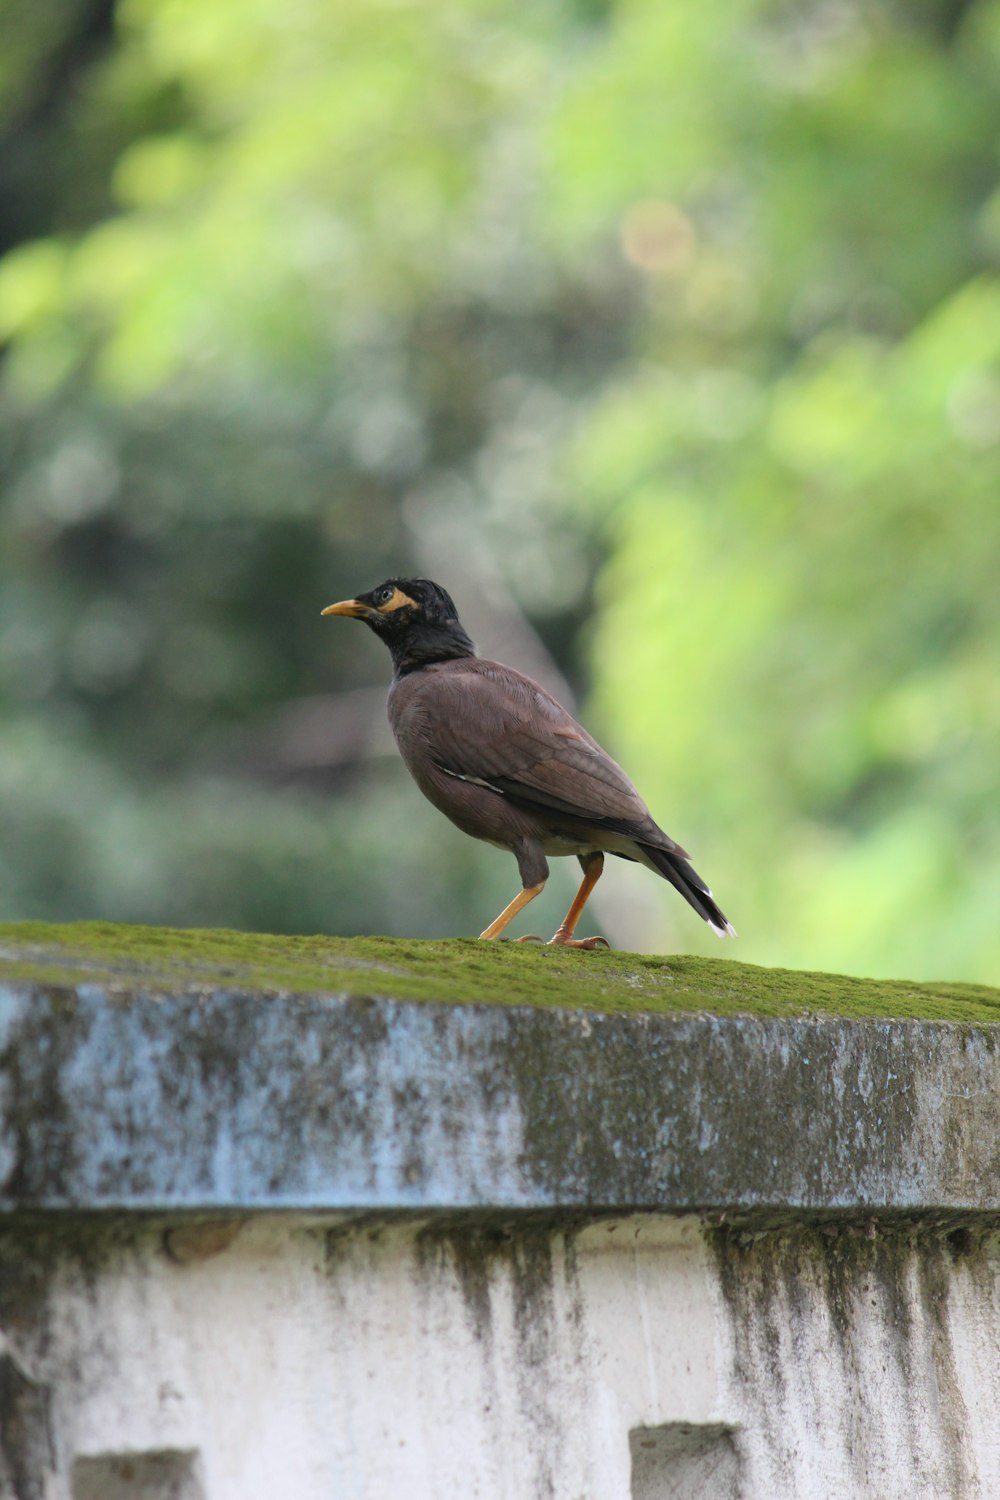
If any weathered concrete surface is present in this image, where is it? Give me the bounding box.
[2,962,1000,1498]
[2,1213,999,1500]
[1,982,999,1214]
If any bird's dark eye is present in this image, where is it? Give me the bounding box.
[377,586,395,605]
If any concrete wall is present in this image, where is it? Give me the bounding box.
[2,972,1000,1498]
[4,1211,1000,1499]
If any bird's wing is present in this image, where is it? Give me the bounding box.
[409,659,686,852]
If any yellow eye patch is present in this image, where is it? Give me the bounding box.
[376,588,418,613]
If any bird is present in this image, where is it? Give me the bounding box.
[322,578,734,949]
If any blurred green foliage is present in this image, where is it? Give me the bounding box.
[0,0,998,980]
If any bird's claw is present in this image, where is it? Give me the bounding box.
[499,934,611,949]
[549,934,611,950]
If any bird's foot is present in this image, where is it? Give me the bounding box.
[548,932,611,950]
[498,933,611,950]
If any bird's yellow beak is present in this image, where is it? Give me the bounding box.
[321,599,369,618]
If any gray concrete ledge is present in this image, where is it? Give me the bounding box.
[1,981,999,1215]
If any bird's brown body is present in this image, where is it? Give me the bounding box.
[323,578,734,947]
[391,657,671,887]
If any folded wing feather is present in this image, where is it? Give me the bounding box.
[417,660,688,855]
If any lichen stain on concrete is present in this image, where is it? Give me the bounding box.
[415,1218,506,1350]
[496,1010,1000,1215]
[0,1350,55,1500]
[931,1029,1000,1192]
[5,967,1000,1226]
[710,1219,994,1497]
[413,1216,576,1500]
[913,1245,973,1498]
[495,1008,666,1205]
[0,1220,145,1500]
[0,987,84,1204]
[508,1231,568,1500]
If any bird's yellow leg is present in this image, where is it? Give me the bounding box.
[549,853,609,950]
[479,882,546,941]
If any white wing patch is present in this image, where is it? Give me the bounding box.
[438,766,501,792]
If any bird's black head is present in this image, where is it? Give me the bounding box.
[322,577,476,675]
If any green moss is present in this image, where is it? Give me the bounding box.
[0,921,998,1023]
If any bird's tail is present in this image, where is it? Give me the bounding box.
[641,843,736,939]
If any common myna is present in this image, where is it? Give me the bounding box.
[323,578,734,948]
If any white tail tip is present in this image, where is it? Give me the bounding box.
[710,919,737,939]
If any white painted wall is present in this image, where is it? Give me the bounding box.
[9,1213,1000,1500]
